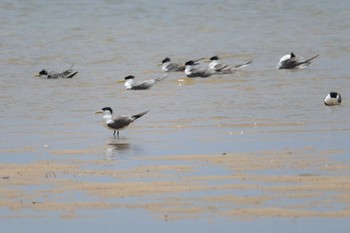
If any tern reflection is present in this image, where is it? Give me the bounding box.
[104,139,143,160]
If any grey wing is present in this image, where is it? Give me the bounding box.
[60,69,78,78]
[168,63,185,71]
[233,61,253,69]
[132,80,155,90]
[280,59,298,69]
[214,64,224,70]
[107,116,133,130]
[197,68,215,77]
[47,71,60,79]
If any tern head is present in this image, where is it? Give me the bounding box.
[95,107,113,115]
[162,57,171,63]
[118,75,135,83]
[290,52,296,58]
[34,69,48,77]
[210,56,219,61]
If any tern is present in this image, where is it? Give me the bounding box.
[208,56,252,74]
[276,52,319,70]
[184,60,228,78]
[324,92,342,106]
[94,107,149,138]
[118,75,167,90]
[161,57,205,72]
[34,65,78,79]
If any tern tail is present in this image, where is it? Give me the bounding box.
[296,55,319,66]
[132,110,149,120]
[155,74,168,83]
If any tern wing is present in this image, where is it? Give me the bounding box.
[233,60,253,69]
[280,58,299,69]
[131,80,155,90]
[295,55,319,67]
[132,110,149,120]
[47,71,60,79]
[107,116,133,130]
[168,63,185,71]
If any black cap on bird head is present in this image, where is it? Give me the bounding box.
[185,60,196,66]
[162,57,171,63]
[210,56,219,61]
[39,69,48,75]
[101,107,113,114]
[290,52,296,58]
[124,75,135,80]
[329,92,339,98]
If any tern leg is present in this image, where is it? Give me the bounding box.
[117,131,120,138]
[113,130,116,138]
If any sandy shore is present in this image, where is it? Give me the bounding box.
[1,147,350,220]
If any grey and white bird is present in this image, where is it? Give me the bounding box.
[324,92,342,106]
[34,65,78,79]
[94,107,149,138]
[161,57,205,72]
[161,57,185,72]
[276,52,319,70]
[208,56,252,74]
[119,75,167,90]
[184,60,228,78]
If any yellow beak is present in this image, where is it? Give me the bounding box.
[33,74,41,77]
[94,110,103,114]
[202,58,211,63]
[117,80,125,83]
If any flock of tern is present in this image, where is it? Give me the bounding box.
[34,53,342,138]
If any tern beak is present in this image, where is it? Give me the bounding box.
[193,57,206,62]
[33,74,41,77]
[202,58,211,63]
[117,80,125,83]
[94,110,103,114]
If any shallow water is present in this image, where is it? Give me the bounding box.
[1,0,350,232]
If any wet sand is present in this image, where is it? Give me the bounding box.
[1,147,349,221]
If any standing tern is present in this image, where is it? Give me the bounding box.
[94,107,149,138]
[34,65,78,79]
[276,52,319,70]
[324,92,342,106]
[161,57,205,72]
[208,56,253,74]
[184,60,229,78]
[118,75,167,90]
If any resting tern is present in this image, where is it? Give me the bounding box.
[208,56,253,74]
[276,52,319,70]
[34,65,78,79]
[324,92,342,106]
[161,57,205,72]
[184,60,228,78]
[119,75,167,90]
[94,107,149,138]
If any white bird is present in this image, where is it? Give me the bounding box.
[34,65,78,79]
[276,52,319,70]
[184,60,228,78]
[324,92,342,106]
[94,107,149,138]
[208,56,252,74]
[161,57,205,72]
[119,75,167,90]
